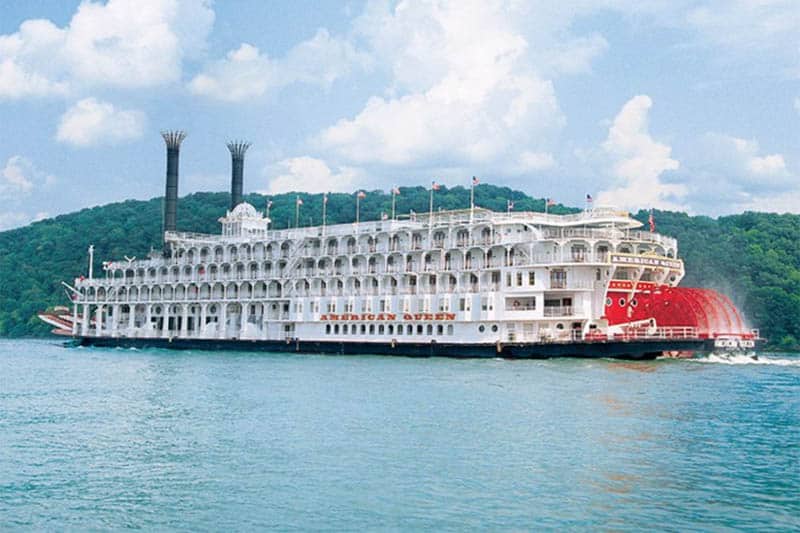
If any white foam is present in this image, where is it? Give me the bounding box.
[694,353,800,366]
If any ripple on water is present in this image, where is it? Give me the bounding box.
[0,340,798,530]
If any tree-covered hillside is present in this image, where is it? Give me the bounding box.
[2,185,798,350]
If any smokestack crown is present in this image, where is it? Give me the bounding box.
[227,140,250,159]
[162,130,186,150]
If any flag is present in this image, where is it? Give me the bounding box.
[323,193,328,204]
[431,181,440,191]
[381,212,388,220]
[586,193,593,203]
[649,210,656,232]
[507,199,515,210]
[296,197,303,206]
[392,187,400,195]
[410,209,417,221]
[267,200,273,208]
[357,191,366,199]
[547,198,556,207]
[472,176,479,185]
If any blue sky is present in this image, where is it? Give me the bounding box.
[0,0,798,230]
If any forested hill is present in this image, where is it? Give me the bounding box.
[2,185,799,350]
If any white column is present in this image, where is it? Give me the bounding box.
[162,306,170,338]
[240,303,249,338]
[111,305,119,337]
[72,303,79,335]
[219,304,227,338]
[81,304,89,336]
[128,305,136,336]
[145,305,152,337]
[95,305,104,336]
[180,304,189,337]
[200,304,208,338]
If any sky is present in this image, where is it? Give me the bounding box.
[0,0,798,230]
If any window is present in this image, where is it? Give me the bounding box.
[325,324,331,334]
[417,325,423,335]
[605,297,612,307]
[447,325,454,335]
[407,325,413,335]
[516,272,523,286]
[397,324,403,335]
[437,325,444,335]
[550,269,567,289]
[619,298,626,307]
[426,325,433,335]
[342,325,348,334]
[478,325,485,333]
[506,273,512,287]
[380,299,387,312]
[528,271,535,285]
[369,324,375,334]
[379,325,385,334]
[459,298,466,311]
[491,324,498,332]
[327,302,336,312]
[334,324,339,334]
[388,325,394,335]
[360,324,366,334]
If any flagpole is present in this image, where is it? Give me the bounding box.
[391,189,396,220]
[428,182,435,242]
[544,199,548,215]
[470,179,475,223]
[295,196,300,228]
[356,194,360,225]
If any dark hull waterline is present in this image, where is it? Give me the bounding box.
[75,336,713,360]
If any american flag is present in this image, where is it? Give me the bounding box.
[649,209,656,232]
[323,193,328,204]
[381,212,388,220]
[507,199,514,210]
[357,191,366,199]
[431,181,440,191]
[586,193,593,203]
[392,187,400,195]
[296,197,303,206]
[472,176,479,185]
[267,200,273,208]
[547,198,556,207]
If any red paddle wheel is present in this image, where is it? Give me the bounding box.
[604,285,752,340]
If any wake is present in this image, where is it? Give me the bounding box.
[693,353,800,366]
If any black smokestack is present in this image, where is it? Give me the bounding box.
[161,130,186,247]
[227,141,250,210]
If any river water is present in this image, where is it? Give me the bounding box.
[1,339,798,530]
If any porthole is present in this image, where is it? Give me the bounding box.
[630,298,638,307]
[478,325,485,333]
[556,323,565,330]
[605,297,612,307]
[619,298,626,307]
[491,324,498,333]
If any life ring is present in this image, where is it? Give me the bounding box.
[513,300,520,308]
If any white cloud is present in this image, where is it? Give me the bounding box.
[597,95,685,210]
[264,157,360,195]
[0,155,55,198]
[189,29,368,102]
[318,1,565,173]
[0,0,214,99]
[56,98,146,147]
[1,156,34,194]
